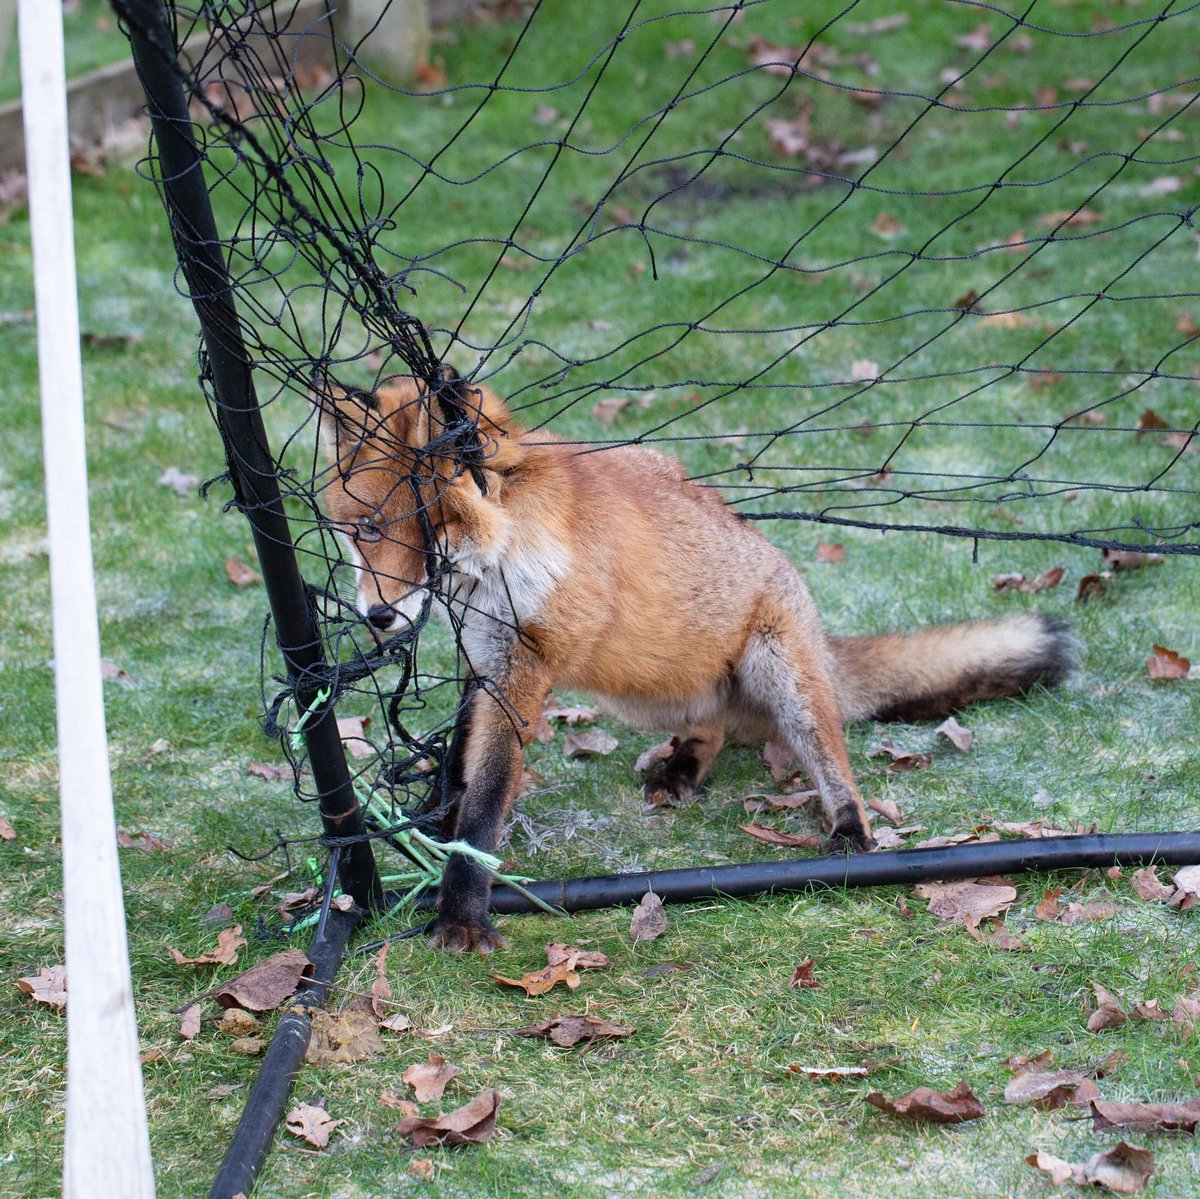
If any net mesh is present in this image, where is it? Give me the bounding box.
[113,0,1199,905]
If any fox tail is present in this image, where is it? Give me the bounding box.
[828,613,1072,723]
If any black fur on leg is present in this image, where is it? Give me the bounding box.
[643,735,708,806]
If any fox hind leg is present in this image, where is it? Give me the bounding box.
[642,723,726,806]
[738,584,875,853]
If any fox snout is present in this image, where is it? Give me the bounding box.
[366,603,400,631]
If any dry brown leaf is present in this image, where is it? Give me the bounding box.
[872,211,904,237]
[1131,866,1176,903]
[634,737,678,772]
[1004,1068,1100,1110]
[789,958,823,990]
[592,397,631,427]
[116,826,170,852]
[305,1009,384,1065]
[869,740,931,773]
[369,942,392,1020]
[1027,1150,1076,1185]
[865,1079,985,1124]
[873,826,926,850]
[1037,888,1062,921]
[630,891,668,943]
[168,926,246,968]
[1005,1049,1054,1073]
[247,762,283,781]
[1077,573,1108,603]
[868,797,904,825]
[396,1088,500,1147]
[815,542,846,564]
[494,944,612,993]
[1079,1142,1156,1194]
[990,565,1064,593]
[742,791,818,814]
[380,1090,420,1117]
[285,1103,344,1149]
[18,963,67,1010]
[1131,999,1170,1023]
[1093,1049,1131,1078]
[1173,994,1200,1038]
[1136,408,1170,434]
[179,1003,202,1041]
[979,923,1029,952]
[762,740,795,783]
[546,943,609,970]
[738,823,821,850]
[543,704,598,726]
[1147,645,1190,681]
[1088,982,1128,1033]
[0,816,13,841]
[935,716,973,752]
[380,1011,413,1034]
[213,948,312,1011]
[914,880,1016,934]
[403,1052,461,1103]
[1173,865,1200,911]
[1061,900,1119,925]
[409,1159,435,1181]
[336,715,374,759]
[562,728,618,759]
[225,555,261,587]
[517,1014,635,1047]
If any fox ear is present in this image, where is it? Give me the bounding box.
[312,383,378,460]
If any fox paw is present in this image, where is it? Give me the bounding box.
[428,915,505,954]
[823,826,877,855]
[642,766,697,809]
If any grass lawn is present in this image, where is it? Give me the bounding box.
[1,1,1199,1196]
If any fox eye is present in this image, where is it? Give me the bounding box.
[354,515,383,543]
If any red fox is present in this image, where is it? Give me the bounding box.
[318,370,1070,951]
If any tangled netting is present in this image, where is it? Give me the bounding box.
[115,0,1199,881]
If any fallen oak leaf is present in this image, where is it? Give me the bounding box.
[935,716,973,752]
[542,704,599,726]
[1027,1150,1076,1185]
[168,926,246,968]
[562,728,618,759]
[634,737,678,772]
[246,762,283,781]
[1088,982,1128,1033]
[380,1090,419,1117]
[1131,866,1176,903]
[224,555,261,587]
[1037,889,1063,921]
[742,791,818,814]
[1004,1068,1100,1110]
[116,826,170,851]
[214,948,313,1011]
[1173,994,1200,1039]
[868,796,904,824]
[1172,864,1200,911]
[490,961,581,998]
[738,823,821,850]
[1061,900,1119,925]
[545,943,608,970]
[403,1052,461,1103]
[336,715,375,759]
[1147,645,1190,681]
[517,1014,635,1047]
[869,740,931,772]
[0,816,14,840]
[815,541,846,563]
[17,964,67,1010]
[990,566,1064,593]
[630,891,668,943]
[396,1088,500,1147]
[1131,999,1170,1022]
[787,1064,870,1081]
[1079,1142,1155,1194]
[789,958,822,989]
[179,1003,202,1041]
[285,1103,344,1149]
[914,880,1016,935]
[865,1079,985,1124]
[1005,1049,1054,1073]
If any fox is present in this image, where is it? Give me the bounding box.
[316,368,1071,952]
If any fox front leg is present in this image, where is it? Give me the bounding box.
[428,669,549,953]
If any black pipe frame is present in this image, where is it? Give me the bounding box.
[209,907,360,1199]
[115,0,383,911]
[470,831,1200,914]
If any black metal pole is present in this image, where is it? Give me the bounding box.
[208,907,360,1199]
[442,831,1200,914]
[113,0,383,910]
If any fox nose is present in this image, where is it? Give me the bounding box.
[366,604,397,630]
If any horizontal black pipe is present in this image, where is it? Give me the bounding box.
[209,907,360,1199]
[410,832,1200,915]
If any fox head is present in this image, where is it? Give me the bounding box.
[315,369,519,635]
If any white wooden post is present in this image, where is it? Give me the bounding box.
[341,0,430,81]
[18,1,156,1195]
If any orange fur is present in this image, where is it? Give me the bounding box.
[318,374,1071,950]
